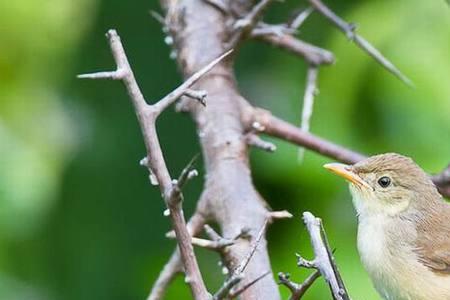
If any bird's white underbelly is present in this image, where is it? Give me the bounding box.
[357,216,450,300]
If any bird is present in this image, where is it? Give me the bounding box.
[324,153,450,300]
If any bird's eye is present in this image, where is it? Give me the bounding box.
[377,176,391,188]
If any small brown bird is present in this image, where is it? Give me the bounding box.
[324,153,450,300]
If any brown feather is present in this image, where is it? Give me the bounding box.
[415,198,450,275]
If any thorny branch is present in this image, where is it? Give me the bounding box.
[228,271,271,298]
[82,0,449,299]
[308,0,412,86]
[278,270,321,300]
[147,212,207,300]
[297,212,349,300]
[79,29,232,300]
[213,220,269,300]
[228,0,275,47]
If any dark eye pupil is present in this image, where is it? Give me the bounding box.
[378,176,391,187]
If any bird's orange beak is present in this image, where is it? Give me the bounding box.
[324,163,370,189]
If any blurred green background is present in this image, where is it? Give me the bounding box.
[0,0,449,299]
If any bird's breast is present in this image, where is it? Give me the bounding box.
[357,215,450,300]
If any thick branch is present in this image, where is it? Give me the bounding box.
[255,112,365,164]
[162,0,282,298]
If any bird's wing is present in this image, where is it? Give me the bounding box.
[415,200,450,275]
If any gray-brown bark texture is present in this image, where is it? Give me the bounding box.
[161,1,280,299]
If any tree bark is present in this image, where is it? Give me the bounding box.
[162,0,280,299]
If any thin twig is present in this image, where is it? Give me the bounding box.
[253,33,334,65]
[213,275,244,300]
[228,271,271,298]
[278,270,320,300]
[169,154,200,204]
[213,220,269,300]
[234,219,269,274]
[290,7,314,30]
[293,270,321,300]
[252,23,296,37]
[298,65,319,162]
[245,133,277,152]
[166,224,236,251]
[184,89,208,106]
[308,0,412,86]
[152,49,233,115]
[228,0,275,47]
[149,10,166,25]
[267,210,293,221]
[189,237,235,250]
[204,224,222,241]
[300,212,350,300]
[254,110,366,164]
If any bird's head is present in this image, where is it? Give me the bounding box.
[324,153,440,217]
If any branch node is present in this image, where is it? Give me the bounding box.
[153,49,233,115]
[149,172,159,186]
[296,254,316,269]
[278,270,321,299]
[184,89,208,106]
[252,121,266,132]
[245,133,277,152]
[228,0,275,46]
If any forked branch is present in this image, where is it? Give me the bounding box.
[278,212,348,299]
[213,220,269,300]
[79,29,232,300]
[298,212,350,300]
[278,270,320,300]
